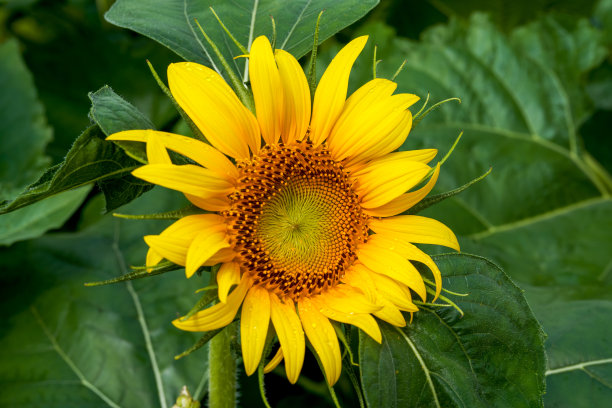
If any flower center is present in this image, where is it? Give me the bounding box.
[225,142,369,300]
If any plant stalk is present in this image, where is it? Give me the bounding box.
[208,327,237,408]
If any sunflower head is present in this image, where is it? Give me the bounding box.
[108,34,459,386]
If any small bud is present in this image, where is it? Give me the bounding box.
[172,386,200,408]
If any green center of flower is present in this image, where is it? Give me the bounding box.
[225,142,369,300]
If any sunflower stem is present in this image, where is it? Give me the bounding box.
[423,277,468,296]
[270,15,277,51]
[193,18,254,113]
[412,97,461,128]
[414,131,463,187]
[424,287,464,317]
[209,7,248,54]
[390,58,407,81]
[410,166,491,215]
[413,92,430,118]
[84,262,180,286]
[307,10,324,98]
[342,358,365,408]
[146,60,206,141]
[112,204,202,220]
[208,327,238,408]
[372,45,379,79]
[257,337,276,408]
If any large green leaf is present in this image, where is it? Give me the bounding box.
[0,186,91,246]
[0,187,208,408]
[524,288,612,407]
[348,12,611,406]
[105,0,378,77]
[0,126,150,214]
[359,254,545,408]
[0,38,51,201]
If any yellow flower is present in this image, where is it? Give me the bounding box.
[108,35,459,386]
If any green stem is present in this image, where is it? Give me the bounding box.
[208,327,237,408]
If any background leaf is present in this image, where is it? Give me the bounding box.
[359,254,545,408]
[346,9,611,406]
[0,125,150,214]
[0,187,209,408]
[105,0,379,77]
[0,185,90,246]
[0,38,51,201]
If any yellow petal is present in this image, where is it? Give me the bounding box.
[345,110,414,166]
[372,295,407,327]
[168,62,259,159]
[173,275,251,331]
[146,135,171,164]
[355,160,431,209]
[351,149,437,177]
[309,36,368,146]
[275,49,310,144]
[357,241,427,301]
[108,130,239,181]
[321,285,381,314]
[250,36,282,145]
[263,347,284,374]
[206,248,235,266]
[132,164,233,198]
[144,214,226,266]
[368,270,418,312]
[368,233,443,300]
[369,215,460,251]
[146,247,163,271]
[328,88,419,161]
[364,163,440,217]
[340,263,378,302]
[342,264,408,326]
[241,286,271,376]
[184,193,230,212]
[270,294,305,384]
[217,262,241,303]
[185,230,230,278]
[298,298,342,386]
[311,296,382,343]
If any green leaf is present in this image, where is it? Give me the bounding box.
[0,185,91,246]
[0,38,52,200]
[105,0,379,77]
[0,187,209,407]
[428,0,599,31]
[0,126,151,215]
[359,254,546,408]
[89,85,156,164]
[89,85,156,136]
[542,303,612,404]
[350,13,610,405]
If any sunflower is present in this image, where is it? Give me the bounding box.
[108,35,459,386]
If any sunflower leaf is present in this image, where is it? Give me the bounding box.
[0,125,153,215]
[352,12,611,405]
[0,187,208,407]
[105,0,379,79]
[0,39,52,202]
[409,167,492,215]
[359,253,546,408]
